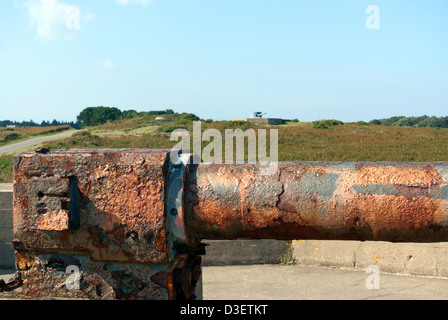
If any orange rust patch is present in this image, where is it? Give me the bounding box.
[312,168,327,176]
[188,162,448,242]
[356,164,441,187]
[350,194,444,239]
[13,150,170,264]
[37,210,70,231]
[189,198,242,236]
[15,252,38,271]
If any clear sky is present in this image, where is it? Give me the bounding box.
[0,0,447,123]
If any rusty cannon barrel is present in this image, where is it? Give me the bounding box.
[2,148,448,300]
[185,161,448,243]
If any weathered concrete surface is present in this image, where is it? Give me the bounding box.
[0,185,14,270]
[291,240,448,278]
[202,240,289,266]
[202,238,448,278]
[0,184,13,192]
[202,264,448,300]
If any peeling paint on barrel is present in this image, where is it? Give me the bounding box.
[185,161,448,242]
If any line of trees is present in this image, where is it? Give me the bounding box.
[0,119,80,128]
[76,106,198,126]
[368,116,448,128]
[1,107,190,129]
[4,108,447,130]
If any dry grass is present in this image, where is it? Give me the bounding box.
[0,125,70,136]
[88,116,154,133]
[276,123,448,162]
[0,119,448,182]
[44,122,448,162]
[2,121,447,182]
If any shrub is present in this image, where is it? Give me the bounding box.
[2,133,20,142]
[312,120,344,129]
[368,119,381,125]
[175,113,200,121]
[158,124,188,133]
[44,131,102,148]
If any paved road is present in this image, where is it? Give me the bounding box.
[0,129,82,155]
[2,265,448,300]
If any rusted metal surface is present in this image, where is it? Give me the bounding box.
[5,149,202,300]
[5,148,448,300]
[13,149,170,264]
[0,246,201,300]
[185,162,448,243]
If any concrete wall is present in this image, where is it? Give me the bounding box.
[247,118,284,125]
[199,239,448,278]
[0,184,14,270]
[292,240,448,278]
[202,240,288,266]
[230,118,285,125]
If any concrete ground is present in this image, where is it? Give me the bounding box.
[201,264,448,300]
[2,265,448,300]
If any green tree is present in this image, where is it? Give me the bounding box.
[77,106,122,126]
[312,119,344,129]
[120,109,139,120]
[393,116,428,127]
[176,112,200,121]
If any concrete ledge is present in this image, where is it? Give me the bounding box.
[0,184,13,192]
[0,228,13,240]
[202,240,289,266]
[292,240,448,278]
[0,241,15,270]
[0,210,13,228]
[0,192,12,209]
[0,188,14,270]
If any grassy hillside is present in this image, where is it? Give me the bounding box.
[45,121,448,162]
[276,122,448,162]
[1,119,447,183]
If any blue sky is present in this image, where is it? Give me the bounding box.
[0,0,447,123]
